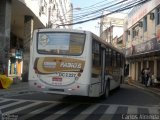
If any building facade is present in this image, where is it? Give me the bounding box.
[0,0,72,81]
[124,0,160,82]
[100,12,126,50]
[47,0,73,28]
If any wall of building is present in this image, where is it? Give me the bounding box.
[48,0,72,28]
[100,12,126,49]
[0,0,72,81]
[125,1,160,82]
[127,0,160,28]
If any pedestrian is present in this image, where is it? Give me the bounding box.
[144,68,151,87]
[141,68,145,84]
[147,68,151,86]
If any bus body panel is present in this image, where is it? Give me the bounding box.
[29,29,92,96]
[29,29,124,98]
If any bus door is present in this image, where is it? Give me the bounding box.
[100,47,106,94]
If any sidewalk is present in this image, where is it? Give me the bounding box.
[127,79,160,96]
[0,81,35,97]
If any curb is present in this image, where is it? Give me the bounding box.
[127,81,160,96]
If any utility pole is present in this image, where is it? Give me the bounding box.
[100,18,103,36]
[109,21,112,44]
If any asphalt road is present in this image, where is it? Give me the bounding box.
[5,84,160,107]
[1,84,160,120]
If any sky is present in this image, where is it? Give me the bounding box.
[71,0,101,36]
[71,0,132,36]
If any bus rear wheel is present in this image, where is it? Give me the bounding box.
[101,80,110,99]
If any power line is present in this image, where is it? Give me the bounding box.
[58,0,150,26]
[47,0,149,27]
[23,0,150,47]
[72,0,134,22]
[74,0,108,10]
[72,0,127,21]
[51,0,139,27]
[73,0,116,15]
[72,0,145,22]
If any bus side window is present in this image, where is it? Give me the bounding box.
[105,48,109,67]
[92,40,100,67]
[112,50,116,67]
[121,55,124,67]
[105,48,112,67]
[117,53,121,67]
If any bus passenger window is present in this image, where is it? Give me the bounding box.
[112,51,116,67]
[117,53,121,67]
[92,40,100,67]
[105,48,109,67]
[108,49,112,66]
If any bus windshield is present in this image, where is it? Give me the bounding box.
[37,32,85,55]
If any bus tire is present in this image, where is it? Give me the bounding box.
[116,85,120,90]
[101,80,110,99]
[120,76,123,84]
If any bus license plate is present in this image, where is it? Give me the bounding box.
[52,77,62,81]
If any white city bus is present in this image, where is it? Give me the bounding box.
[29,28,124,98]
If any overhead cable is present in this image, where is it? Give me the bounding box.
[58,0,150,26]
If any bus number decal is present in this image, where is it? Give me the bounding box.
[60,62,81,69]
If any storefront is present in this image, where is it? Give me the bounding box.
[125,37,160,82]
[8,49,23,80]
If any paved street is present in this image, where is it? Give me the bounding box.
[0,84,160,120]
[0,82,35,98]
[3,84,160,106]
[0,97,160,120]
[1,0,160,120]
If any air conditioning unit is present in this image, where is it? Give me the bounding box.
[150,13,154,20]
[139,22,143,27]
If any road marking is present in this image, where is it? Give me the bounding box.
[99,105,118,120]
[104,105,118,114]
[19,103,57,120]
[3,101,42,114]
[72,104,99,120]
[0,101,25,109]
[127,106,138,114]
[44,104,78,120]
[148,107,159,114]
[0,98,160,120]
[0,99,12,103]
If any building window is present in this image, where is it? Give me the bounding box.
[132,25,139,39]
[39,0,47,15]
[143,16,147,32]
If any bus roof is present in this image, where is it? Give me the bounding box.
[36,28,87,34]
